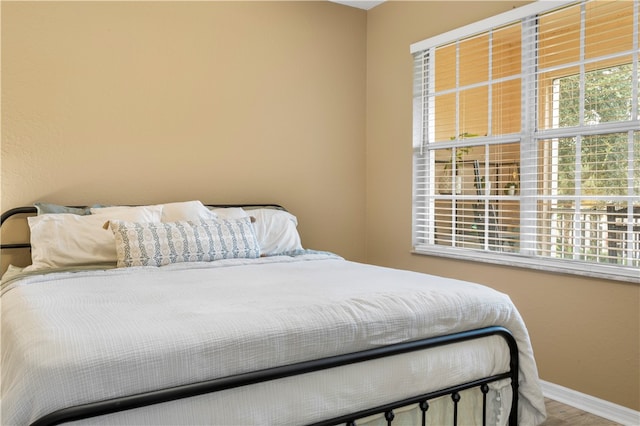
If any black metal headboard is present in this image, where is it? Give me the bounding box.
[0,204,285,251]
[1,206,37,250]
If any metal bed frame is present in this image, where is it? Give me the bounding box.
[1,205,519,426]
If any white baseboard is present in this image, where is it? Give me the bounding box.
[540,380,640,426]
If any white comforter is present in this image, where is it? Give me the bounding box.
[1,253,546,425]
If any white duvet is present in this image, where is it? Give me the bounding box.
[1,253,546,425]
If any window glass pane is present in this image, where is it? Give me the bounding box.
[582,133,628,196]
[537,199,565,259]
[538,65,580,130]
[537,199,579,260]
[555,71,580,128]
[550,137,577,195]
[537,198,634,265]
[435,43,456,92]
[492,78,521,135]
[492,23,521,79]
[538,3,581,70]
[459,34,489,86]
[434,143,520,253]
[538,134,629,197]
[635,132,640,196]
[434,147,474,195]
[584,61,633,124]
[434,93,456,142]
[550,137,578,195]
[434,199,454,246]
[435,148,457,195]
[538,137,576,196]
[607,202,640,268]
[497,200,520,252]
[542,62,633,130]
[585,0,635,59]
[457,198,485,250]
[456,148,479,196]
[490,143,520,192]
[492,144,520,252]
[460,86,488,138]
[557,137,577,196]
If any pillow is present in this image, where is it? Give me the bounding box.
[89,205,163,221]
[250,209,303,255]
[91,203,215,222]
[35,203,92,215]
[208,207,249,220]
[25,207,162,271]
[108,218,260,268]
[159,201,218,222]
[34,202,111,215]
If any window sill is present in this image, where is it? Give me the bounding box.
[412,246,639,284]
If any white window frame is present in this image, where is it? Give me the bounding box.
[410,0,639,283]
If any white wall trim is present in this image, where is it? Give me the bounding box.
[541,380,640,426]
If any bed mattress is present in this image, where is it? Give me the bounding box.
[1,252,546,425]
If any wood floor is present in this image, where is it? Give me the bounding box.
[540,398,622,426]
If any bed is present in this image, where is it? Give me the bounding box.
[0,201,547,426]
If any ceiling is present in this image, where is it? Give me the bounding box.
[329,1,386,10]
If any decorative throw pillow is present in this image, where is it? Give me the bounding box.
[108,218,261,268]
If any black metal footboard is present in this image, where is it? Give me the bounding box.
[1,206,519,426]
[30,326,518,426]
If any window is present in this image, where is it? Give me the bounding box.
[411,0,639,282]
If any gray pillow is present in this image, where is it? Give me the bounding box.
[34,202,105,215]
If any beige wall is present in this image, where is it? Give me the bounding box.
[366,0,639,411]
[2,0,639,413]
[1,0,367,262]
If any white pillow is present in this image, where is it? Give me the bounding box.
[250,209,303,255]
[90,202,215,222]
[159,201,217,222]
[26,207,162,271]
[209,207,249,220]
[89,205,163,220]
[109,218,260,268]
